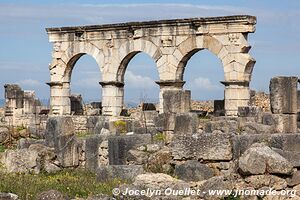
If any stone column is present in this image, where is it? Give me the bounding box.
[156,80,190,113]
[100,81,124,116]
[47,81,71,115]
[269,76,298,133]
[221,81,250,116]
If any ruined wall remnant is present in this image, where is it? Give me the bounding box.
[46,15,256,117]
[269,76,298,133]
[3,84,43,127]
[70,94,83,115]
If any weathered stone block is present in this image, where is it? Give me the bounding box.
[1,149,40,174]
[238,106,262,117]
[204,119,238,133]
[70,94,83,115]
[45,116,75,147]
[238,143,293,175]
[54,135,79,167]
[298,90,300,112]
[287,171,300,187]
[233,134,300,167]
[108,134,152,165]
[273,114,297,133]
[240,122,274,134]
[174,160,214,182]
[171,133,233,161]
[261,112,275,125]
[96,165,144,182]
[0,193,19,200]
[173,113,198,135]
[85,135,106,171]
[154,113,176,131]
[270,76,298,114]
[162,90,191,113]
[213,100,225,116]
[141,103,156,111]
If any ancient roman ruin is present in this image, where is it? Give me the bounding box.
[46,15,256,117]
[0,15,300,200]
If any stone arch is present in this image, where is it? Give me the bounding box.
[62,42,105,82]
[116,39,162,82]
[175,35,227,80]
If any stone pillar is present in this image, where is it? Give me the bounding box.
[47,82,71,115]
[297,90,300,113]
[100,81,124,116]
[270,76,298,114]
[269,76,298,133]
[156,80,190,113]
[221,81,250,116]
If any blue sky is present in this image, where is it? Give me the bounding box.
[0,1,299,104]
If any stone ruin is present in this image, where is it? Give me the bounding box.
[46,15,256,117]
[0,15,300,200]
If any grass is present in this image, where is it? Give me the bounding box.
[0,144,6,152]
[0,169,125,200]
[15,125,26,132]
[76,131,92,138]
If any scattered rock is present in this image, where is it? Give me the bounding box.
[287,171,300,187]
[240,122,274,134]
[146,147,172,174]
[36,190,67,200]
[0,126,9,144]
[133,173,190,191]
[244,175,287,190]
[174,160,214,182]
[127,149,149,165]
[199,176,235,199]
[1,149,40,173]
[0,192,19,200]
[239,143,293,175]
[97,165,144,182]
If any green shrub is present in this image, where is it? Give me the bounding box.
[222,193,241,200]
[153,132,166,142]
[76,131,92,138]
[0,169,126,200]
[15,125,26,132]
[113,120,127,134]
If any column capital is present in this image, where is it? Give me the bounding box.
[155,80,185,88]
[99,81,124,87]
[220,80,249,87]
[46,81,63,87]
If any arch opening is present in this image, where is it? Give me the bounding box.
[67,54,102,115]
[121,52,160,110]
[182,49,225,115]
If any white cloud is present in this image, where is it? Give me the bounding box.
[18,79,41,86]
[0,3,249,25]
[71,77,101,88]
[125,70,156,89]
[188,77,221,90]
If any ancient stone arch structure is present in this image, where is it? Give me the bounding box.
[46,15,256,116]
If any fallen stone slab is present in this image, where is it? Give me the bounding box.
[108,134,152,165]
[96,165,144,182]
[238,143,293,175]
[0,149,40,174]
[171,133,233,161]
[174,160,214,182]
[0,193,19,200]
